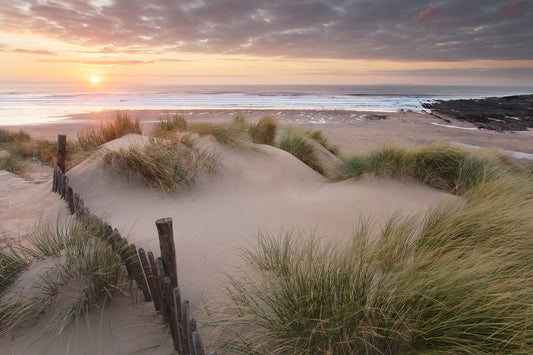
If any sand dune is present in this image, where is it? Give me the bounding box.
[67,134,455,306]
[1,133,457,353]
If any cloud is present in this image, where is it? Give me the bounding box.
[0,0,532,61]
[37,57,189,65]
[497,0,530,16]
[12,48,57,55]
[413,5,443,25]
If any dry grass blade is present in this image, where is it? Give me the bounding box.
[250,116,278,146]
[279,131,325,175]
[1,219,128,336]
[75,112,142,152]
[103,135,219,192]
[214,146,533,354]
[151,114,188,137]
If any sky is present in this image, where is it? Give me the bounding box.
[0,0,532,86]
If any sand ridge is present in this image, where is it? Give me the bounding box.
[1,123,464,353]
[65,134,456,308]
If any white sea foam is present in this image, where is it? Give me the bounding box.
[431,123,479,131]
[1,84,531,126]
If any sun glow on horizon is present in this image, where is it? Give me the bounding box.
[90,76,100,84]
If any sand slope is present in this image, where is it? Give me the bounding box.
[67,134,455,307]
[1,134,457,353]
[0,169,67,246]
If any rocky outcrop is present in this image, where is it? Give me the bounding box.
[422,94,533,131]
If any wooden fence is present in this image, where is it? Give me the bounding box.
[52,135,215,355]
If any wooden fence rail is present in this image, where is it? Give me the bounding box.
[52,135,216,355]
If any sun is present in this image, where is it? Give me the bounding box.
[90,76,100,84]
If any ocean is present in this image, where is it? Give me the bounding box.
[1,83,532,126]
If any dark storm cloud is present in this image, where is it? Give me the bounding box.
[412,4,443,25]
[497,0,531,16]
[1,0,532,61]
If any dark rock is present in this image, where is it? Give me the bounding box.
[366,114,387,120]
[422,94,533,131]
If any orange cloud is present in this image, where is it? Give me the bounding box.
[413,5,443,25]
[498,0,530,16]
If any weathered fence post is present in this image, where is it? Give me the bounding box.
[164,277,183,353]
[118,237,135,280]
[57,170,62,196]
[128,243,151,302]
[67,187,75,214]
[156,218,178,289]
[52,165,57,192]
[139,248,162,311]
[62,175,67,200]
[192,332,206,355]
[173,287,182,325]
[56,134,66,173]
[182,300,192,354]
[156,257,169,322]
[74,193,80,216]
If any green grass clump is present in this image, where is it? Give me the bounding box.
[0,129,31,146]
[305,130,340,156]
[410,144,472,191]
[151,114,188,137]
[217,179,532,353]
[0,154,28,176]
[52,236,124,333]
[103,135,219,192]
[189,122,248,147]
[0,128,56,170]
[0,246,30,295]
[76,112,142,151]
[151,114,249,147]
[215,145,532,354]
[25,218,92,258]
[336,143,525,195]
[250,116,278,146]
[279,132,325,175]
[1,219,127,335]
[339,145,411,178]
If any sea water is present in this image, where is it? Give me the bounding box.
[1,83,532,126]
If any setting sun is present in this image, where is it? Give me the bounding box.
[90,76,100,84]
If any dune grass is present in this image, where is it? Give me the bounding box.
[103,135,219,192]
[189,122,247,147]
[0,154,28,176]
[250,115,278,146]
[151,114,188,137]
[214,145,533,354]
[151,114,249,147]
[0,129,56,166]
[0,129,56,177]
[0,219,127,335]
[0,246,30,296]
[305,129,340,156]
[336,143,531,195]
[189,118,249,147]
[75,112,142,152]
[279,131,325,175]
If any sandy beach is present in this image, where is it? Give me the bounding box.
[1,109,531,353]
[3,108,533,155]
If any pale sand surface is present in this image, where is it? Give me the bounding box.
[2,109,532,154]
[1,108,529,353]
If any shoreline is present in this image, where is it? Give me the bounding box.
[2,108,532,155]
